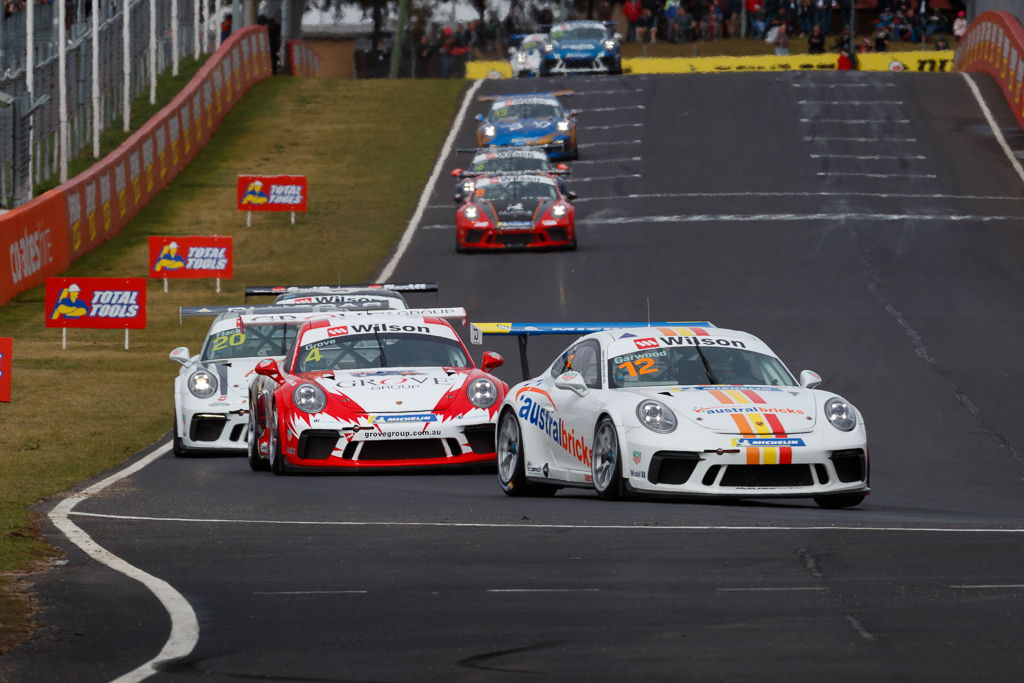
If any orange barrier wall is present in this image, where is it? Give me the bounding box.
[956,11,1024,131]
[0,26,272,307]
[289,40,323,77]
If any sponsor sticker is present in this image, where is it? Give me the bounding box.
[632,450,642,465]
[634,338,659,349]
[368,414,437,424]
[629,469,646,479]
[732,438,806,447]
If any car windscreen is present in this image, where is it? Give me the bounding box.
[608,346,796,389]
[294,333,470,373]
[202,324,299,361]
[490,103,563,121]
[552,27,607,41]
[521,38,543,50]
[473,156,552,173]
[476,179,558,201]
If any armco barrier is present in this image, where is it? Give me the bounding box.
[0,26,272,307]
[289,41,323,77]
[956,11,1024,131]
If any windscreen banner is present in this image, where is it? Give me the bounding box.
[0,337,11,402]
[45,277,148,330]
[148,236,233,279]
[237,175,308,212]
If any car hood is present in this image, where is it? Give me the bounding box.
[320,367,467,412]
[492,118,559,137]
[630,385,818,435]
[488,198,548,221]
[553,41,605,56]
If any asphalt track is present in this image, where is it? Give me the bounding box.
[8,71,1024,682]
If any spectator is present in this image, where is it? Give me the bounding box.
[934,36,949,49]
[773,21,789,55]
[873,26,889,51]
[798,0,814,36]
[807,23,825,53]
[953,10,967,43]
[637,7,658,43]
[814,0,830,34]
[832,25,852,53]
[220,13,233,42]
[623,0,643,41]
[747,0,767,39]
[416,34,435,78]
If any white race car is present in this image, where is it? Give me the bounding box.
[244,282,438,308]
[508,33,547,77]
[170,301,465,457]
[471,322,869,508]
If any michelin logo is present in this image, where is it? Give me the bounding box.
[734,438,806,447]
[370,414,437,424]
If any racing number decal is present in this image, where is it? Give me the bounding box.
[211,332,245,353]
[305,347,322,363]
[617,357,657,377]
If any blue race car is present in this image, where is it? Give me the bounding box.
[475,94,579,161]
[540,21,622,76]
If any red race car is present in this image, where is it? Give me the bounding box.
[247,310,507,473]
[456,173,576,252]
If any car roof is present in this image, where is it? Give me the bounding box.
[591,326,773,353]
[475,173,559,186]
[490,96,562,108]
[473,148,549,161]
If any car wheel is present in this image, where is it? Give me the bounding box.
[566,237,577,251]
[247,408,269,472]
[592,416,624,500]
[814,493,866,509]
[496,409,557,497]
[268,404,288,476]
[172,415,187,457]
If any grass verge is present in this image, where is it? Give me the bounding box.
[0,75,466,653]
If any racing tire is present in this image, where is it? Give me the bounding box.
[592,416,625,500]
[172,416,187,457]
[814,493,866,509]
[496,409,558,497]
[246,409,270,472]
[566,237,577,251]
[268,404,289,476]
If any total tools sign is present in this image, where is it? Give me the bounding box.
[148,236,233,279]
[44,277,147,330]
[237,175,308,212]
[0,26,271,307]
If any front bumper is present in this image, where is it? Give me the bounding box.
[457,221,575,251]
[621,427,869,499]
[543,54,621,75]
[178,396,250,453]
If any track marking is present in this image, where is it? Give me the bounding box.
[572,156,642,165]
[487,588,600,593]
[817,172,937,179]
[585,104,646,112]
[949,584,1024,589]
[50,443,199,683]
[791,82,896,88]
[68,512,1024,532]
[797,100,904,105]
[804,136,917,142]
[584,139,643,147]
[580,122,644,130]
[573,191,1024,202]
[572,173,643,182]
[375,79,484,282]
[579,213,1018,224]
[255,590,368,595]
[568,88,643,96]
[961,71,1024,188]
[718,587,829,592]
[846,615,877,642]
[800,118,910,124]
[809,154,927,160]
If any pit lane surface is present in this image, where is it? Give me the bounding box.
[9,71,1024,681]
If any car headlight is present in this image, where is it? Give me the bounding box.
[293,382,327,414]
[556,121,570,132]
[462,179,475,193]
[604,40,616,51]
[187,370,218,399]
[467,378,498,408]
[824,397,857,431]
[551,203,567,218]
[543,43,554,52]
[636,399,677,433]
[516,52,527,63]
[463,205,479,220]
[483,125,496,137]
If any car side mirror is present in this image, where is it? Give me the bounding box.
[569,109,580,117]
[454,194,464,203]
[475,114,485,122]
[481,351,504,373]
[554,370,588,396]
[169,347,191,365]
[255,358,285,384]
[566,191,577,202]
[614,32,623,41]
[556,163,569,171]
[799,370,822,389]
[451,168,463,177]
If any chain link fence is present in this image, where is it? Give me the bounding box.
[0,0,206,209]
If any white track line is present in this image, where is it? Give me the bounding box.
[804,136,917,142]
[961,71,1024,188]
[817,172,937,179]
[50,443,198,683]
[68,512,1024,533]
[572,156,642,165]
[487,588,600,593]
[585,104,646,112]
[719,587,829,592]
[573,191,1024,202]
[949,584,1024,589]
[375,79,484,282]
[580,122,644,130]
[255,590,369,595]
[584,139,643,147]
[580,213,1019,224]
[572,173,643,182]
[797,100,904,105]
[792,82,896,88]
[800,118,910,124]
[809,154,927,160]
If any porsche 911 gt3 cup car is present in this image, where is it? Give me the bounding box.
[508,33,548,77]
[471,322,869,508]
[247,311,508,473]
[475,94,579,160]
[456,174,576,252]
[451,147,570,204]
[244,282,438,308]
[540,21,622,76]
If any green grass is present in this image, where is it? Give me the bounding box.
[0,75,466,653]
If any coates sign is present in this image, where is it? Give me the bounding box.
[0,337,11,402]
[148,236,233,279]
[236,175,307,212]
[45,277,147,330]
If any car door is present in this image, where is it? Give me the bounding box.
[549,339,603,473]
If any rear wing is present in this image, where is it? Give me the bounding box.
[456,168,569,178]
[244,282,438,301]
[180,305,467,325]
[476,90,574,102]
[470,321,715,379]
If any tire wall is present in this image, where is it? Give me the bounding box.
[289,40,323,77]
[0,26,272,308]
[956,11,1024,131]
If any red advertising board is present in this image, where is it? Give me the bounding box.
[44,277,147,330]
[0,337,11,402]
[237,175,308,212]
[148,236,233,279]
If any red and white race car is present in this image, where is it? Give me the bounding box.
[456,174,576,252]
[247,311,507,473]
